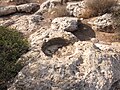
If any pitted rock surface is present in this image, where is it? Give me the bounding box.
[0,3,40,16]
[0,0,120,90]
[0,14,43,35]
[16,3,40,13]
[8,25,120,90]
[66,1,94,18]
[8,34,120,90]
[0,5,17,16]
[88,14,115,33]
[51,17,79,32]
[35,0,62,15]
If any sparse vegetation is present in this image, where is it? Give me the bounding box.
[0,26,29,89]
[85,0,118,16]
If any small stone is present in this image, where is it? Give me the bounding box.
[91,38,99,43]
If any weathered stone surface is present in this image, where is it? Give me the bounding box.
[16,3,40,13]
[7,23,120,90]
[0,14,43,35]
[0,1,119,90]
[0,5,17,16]
[66,1,94,18]
[88,14,115,33]
[8,29,120,90]
[51,17,79,32]
[0,3,40,16]
[8,0,30,5]
[66,2,83,16]
[35,0,62,15]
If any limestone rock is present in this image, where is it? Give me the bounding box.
[8,35,120,90]
[66,1,94,18]
[88,14,115,33]
[0,14,43,35]
[16,3,40,13]
[35,0,62,15]
[0,5,17,16]
[66,2,83,16]
[0,1,119,90]
[7,25,120,90]
[51,17,79,32]
[8,0,30,5]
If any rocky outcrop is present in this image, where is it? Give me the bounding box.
[0,5,17,16]
[8,0,30,5]
[0,3,40,16]
[35,0,62,15]
[0,14,43,35]
[8,26,120,90]
[88,14,115,33]
[0,0,120,90]
[7,16,120,90]
[51,17,80,32]
[66,1,94,18]
[67,1,84,16]
[16,3,40,13]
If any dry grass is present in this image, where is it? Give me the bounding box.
[85,0,118,15]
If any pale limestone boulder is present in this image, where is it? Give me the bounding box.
[66,2,82,16]
[8,36,120,90]
[8,0,30,5]
[51,17,79,32]
[16,3,40,13]
[0,14,43,35]
[88,14,114,33]
[66,1,95,18]
[0,5,17,16]
[7,25,120,90]
[35,0,62,15]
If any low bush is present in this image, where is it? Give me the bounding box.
[0,26,29,89]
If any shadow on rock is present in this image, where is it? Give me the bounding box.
[72,24,96,41]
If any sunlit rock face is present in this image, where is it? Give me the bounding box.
[0,0,120,90]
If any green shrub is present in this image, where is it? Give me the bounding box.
[0,26,29,89]
[85,0,118,16]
